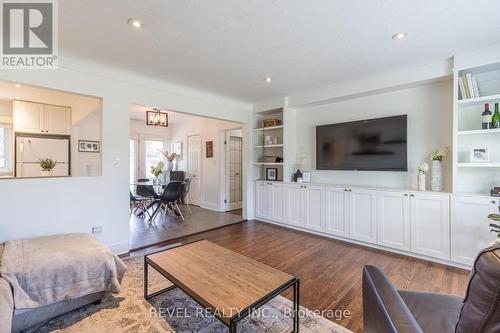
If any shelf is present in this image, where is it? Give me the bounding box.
[254,162,284,166]
[457,128,500,136]
[458,93,500,106]
[254,125,284,131]
[254,144,284,148]
[457,163,500,168]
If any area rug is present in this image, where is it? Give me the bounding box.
[23,255,352,333]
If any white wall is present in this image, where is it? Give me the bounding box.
[168,115,244,211]
[293,79,453,191]
[0,55,252,254]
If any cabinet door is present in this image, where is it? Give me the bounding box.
[303,184,324,231]
[269,182,286,223]
[377,191,410,251]
[325,186,349,237]
[13,101,44,133]
[411,193,450,260]
[285,184,303,226]
[45,105,71,135]
[349,188,378,244]
[255,181,269,219]
[451,196,498,265]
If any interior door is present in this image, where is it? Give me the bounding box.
[187,134,201,206]
[227,134,243,210]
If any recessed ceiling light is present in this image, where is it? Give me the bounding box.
[14,97,21,100]
[14,83,22,88]
[127,18,143,29]
[392,32,407,40]
[264,77,272,83]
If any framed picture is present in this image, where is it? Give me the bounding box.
[78,140,100,153]
[171,142,182,159]
[146,111,168,127]
[206,141,214,158]
[266,168,278,181]
[470,147,489,162]
[302,171,311,183]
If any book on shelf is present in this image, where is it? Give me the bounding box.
[459,73,481,100]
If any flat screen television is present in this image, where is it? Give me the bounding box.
[316,115,407,171]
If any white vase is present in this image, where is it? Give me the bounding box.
[418,172,426,191]
[430,160,442,192]
[165,160,173,172]
[40,170,52,177]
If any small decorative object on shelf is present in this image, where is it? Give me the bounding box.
[491,187,500,197]
[264,135,273,145]
[266,168,278,181]
[302,171,311,183]
[488,214,500,238]
[493,103,500,128]
[417,162,429,191]
[470,147,489,163]
[482,103,493,129]
[39,158,57,176]
[429,146,449,192]
[293,169,302,182]
[263,155,281,163]
[263,118,282,127]
[458,72,480,99]
[150,161,164,184]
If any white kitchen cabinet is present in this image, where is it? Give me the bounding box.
[285,183,303,226]
[255,181,269,219]
[302,184,324,231]
[349,188,378,244]
[14,101,71,135]
[451,195,498,265]
[411,192,450,260]
[377,190,411,251]
[325,186,349,237]
[269,182,286,223]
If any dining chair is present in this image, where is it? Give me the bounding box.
[149,181,184,222]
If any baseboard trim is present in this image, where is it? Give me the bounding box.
[256,218,471,270]
[201,201,220,211]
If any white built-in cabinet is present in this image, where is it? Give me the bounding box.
[13,100,71,135]
[256,180,499,268]
[451,195,498,265]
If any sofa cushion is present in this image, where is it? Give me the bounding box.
[455,243,500,333]
[0,277,13,333]
[398,290,461,333]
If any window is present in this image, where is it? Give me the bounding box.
[0,124,12,175]
[144,139,164,179]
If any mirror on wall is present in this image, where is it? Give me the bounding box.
[0,80,102,179]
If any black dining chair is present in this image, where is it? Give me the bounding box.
[130,190,151,218]
[149,181,184,222]
[180,179,192,214]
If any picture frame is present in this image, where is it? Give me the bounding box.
[266,167,278,181]
[470,147,489,163]
[146,111,168,127]
[171,142,183,160]
[302,171,311,183]
[206,141,214,158]
[78,140,100,153]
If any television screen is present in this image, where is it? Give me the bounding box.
[316,115,407,171]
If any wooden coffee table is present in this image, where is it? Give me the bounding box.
[144,240,300,332]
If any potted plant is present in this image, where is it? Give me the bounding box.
[417,162,429,191]
[150,161,164,183]
[429,146,449,192]
[489,214,500,238]
[39,158,57,176]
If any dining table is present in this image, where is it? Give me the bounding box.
[130,180,186,221]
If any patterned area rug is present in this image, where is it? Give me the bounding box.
[24,255,352,333]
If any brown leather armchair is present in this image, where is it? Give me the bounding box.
[362,243,500,333]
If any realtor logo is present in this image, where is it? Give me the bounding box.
[1,0,58,68]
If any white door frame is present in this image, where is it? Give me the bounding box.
[129,134,139,182]
[220,127,244,212]
[187,132,202,206]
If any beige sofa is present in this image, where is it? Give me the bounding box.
[0,234,125,333]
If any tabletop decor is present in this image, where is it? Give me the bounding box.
[489,214,500,238]
[150,161,164,183]
[429,146,449,192]
[162,151,178,171]
[417,162,429,191]
[39,158,57,176]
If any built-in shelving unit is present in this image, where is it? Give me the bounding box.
[453,60,500,195]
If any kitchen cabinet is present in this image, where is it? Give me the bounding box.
[377,190,411,251]
[451,195,498,265]
[14,101,71,135]
[411,192,450,260]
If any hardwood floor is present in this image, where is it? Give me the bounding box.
[134,220,470,332]
[129,205,245,250]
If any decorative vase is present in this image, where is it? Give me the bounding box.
[430,160,442,192]
[165,160,173,172]
[40,170,52,177]
[418,172,426,191]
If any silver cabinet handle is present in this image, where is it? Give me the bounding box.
[492,200,497,204]
[410,194,415,197]
[404,193,408,196]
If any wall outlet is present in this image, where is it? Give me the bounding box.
[92,225,103,234]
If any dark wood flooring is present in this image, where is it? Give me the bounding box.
[133,220,470,332]
[129,205,245,250]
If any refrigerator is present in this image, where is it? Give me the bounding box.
[16,136,70,177]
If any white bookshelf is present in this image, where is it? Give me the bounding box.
[453,60,500,196]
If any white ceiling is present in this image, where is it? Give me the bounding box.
[60,0,500,103]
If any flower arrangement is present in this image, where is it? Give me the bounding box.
[489,214,500,238]
[417,162,429,174]
[429,146,449,161]
[162,151,178,162]
[150,161,164,178]
[39,158,57,171]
